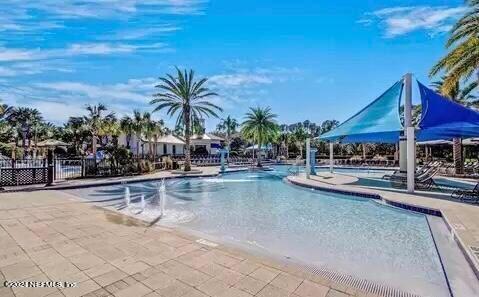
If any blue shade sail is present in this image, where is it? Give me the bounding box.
[320,80,404,143]
[417,82,479,141]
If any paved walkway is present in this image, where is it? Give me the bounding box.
[0,190,363,297]
[288,173,479,280]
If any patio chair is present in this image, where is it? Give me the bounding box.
[451,182,479,203]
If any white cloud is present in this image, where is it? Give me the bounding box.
[209,74,273,86]
[104,26,181,40]
[0,1,206,33]
[0,42,169,62]
[34,80,152,103]
[359,6,466,38]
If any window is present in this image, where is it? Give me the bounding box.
[163,144,167,155]
[172,145,176,155]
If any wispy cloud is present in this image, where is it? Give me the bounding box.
[208,66,301,109]
[0,0,206,34]
[359,6,466,38]
[0,42,170,62]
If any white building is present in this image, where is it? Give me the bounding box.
[118,134,185,157]
[190,133,224,155]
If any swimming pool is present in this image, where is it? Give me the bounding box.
[66,167,449,296]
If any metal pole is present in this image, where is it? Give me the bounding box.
[329,142,334,173]
[306,138,311,179]
[404,73,415,193]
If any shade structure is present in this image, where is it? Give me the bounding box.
[417,82,479,141]
[320,80,404,143]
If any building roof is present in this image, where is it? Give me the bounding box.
[142,134,185,145]
[191,133,224,141]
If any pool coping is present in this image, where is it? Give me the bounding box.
[287,175,479,283]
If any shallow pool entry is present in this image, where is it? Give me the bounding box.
[67,167,450,297]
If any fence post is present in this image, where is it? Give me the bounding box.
[45,150,54,186]
[81,157,85,178]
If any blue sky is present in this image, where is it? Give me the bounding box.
[0,0,467,130]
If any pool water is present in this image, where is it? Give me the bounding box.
[67,167,449,297]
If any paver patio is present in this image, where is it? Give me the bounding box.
[0,189,369,297]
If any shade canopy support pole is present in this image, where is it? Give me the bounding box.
[306,138,311,179]
[404,73,415,193]
[329,142,334,173]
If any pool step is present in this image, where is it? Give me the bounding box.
[302,264,421,297]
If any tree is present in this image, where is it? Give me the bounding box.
[63,117,89,155]
[151,68,222,171]
[292,126,309,159]
[8,107,43,156]
[430,0,479,94]
[241,107,279,166]
[84,104,114,156]
[142,112,156,159]
[132,110,144,157]
[120,116,134,149]
[431,78,477,174]
[217,115,239,151]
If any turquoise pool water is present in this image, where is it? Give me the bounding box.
[67,167,449,296]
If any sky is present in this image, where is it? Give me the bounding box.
[0,0,468,130]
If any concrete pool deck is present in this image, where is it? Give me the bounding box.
[287,173,479,291]
[0,189,371,297]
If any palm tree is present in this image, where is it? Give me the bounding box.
[9,107,43,156]
[431,78,477,174]
[291,126,309,159]
[142,112,156,159]
[430,0,479,94]
[152,120,165,160]
[63,117,89,155]
[241,107,279,166]
[84,104,114,156]
[132,110,144,157]
[151,68,222,171]
[217,115,239,150]
[120,116,134,149]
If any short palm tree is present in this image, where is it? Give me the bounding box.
[151,68,222,171]
[292,126,309,159]
[120,116,134,149]
[217,115,239,150]
[8,107,43,155]
[132,110,144,157]
[84,104,114,156]
[430,0,479,94]
[241,107,279,166]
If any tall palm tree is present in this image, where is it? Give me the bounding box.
[241,107,279,166]
[151,68,222,171]
[217,115,239,150]
[84,104,114,156]
[431,78,477,174]
[430,0,479,94]
[292,126,309,159]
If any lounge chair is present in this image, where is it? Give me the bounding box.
[451,182,479,203]
[389,166,440,190]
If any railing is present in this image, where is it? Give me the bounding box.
[0,158,48,187]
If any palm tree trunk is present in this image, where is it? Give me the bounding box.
[184,108,191,171]
[92,135,97,155]
[453,137,464,175]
